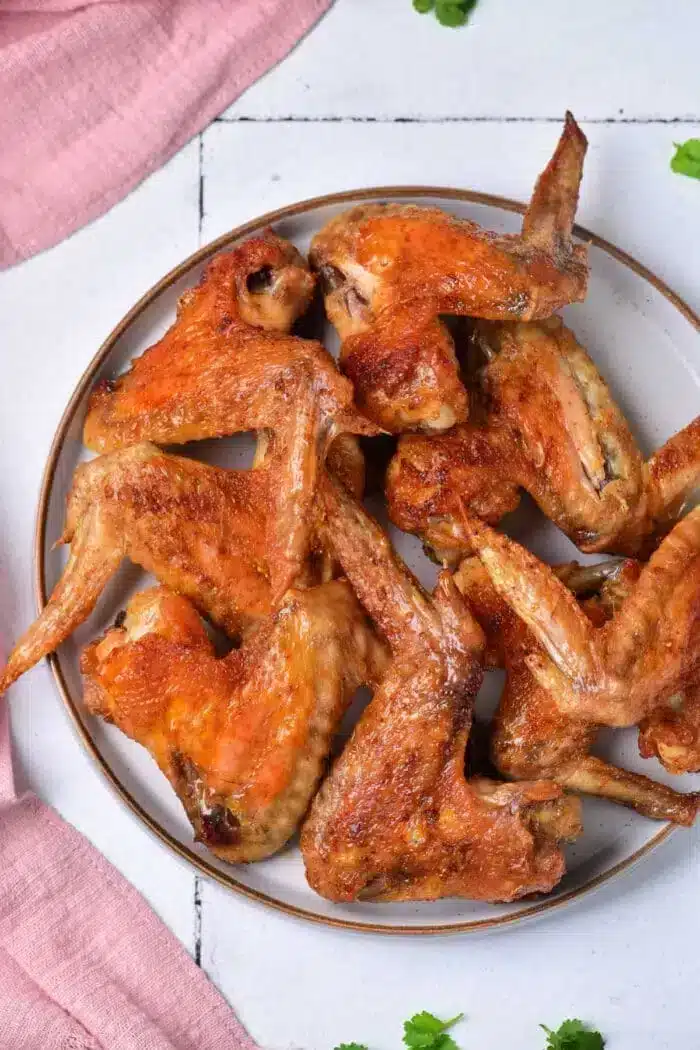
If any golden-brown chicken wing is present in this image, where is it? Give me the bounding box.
[639,685,700,775]
[0,436,363,695]
[456,557,698,825]
[310,113,588,433]
[82,583,388,862]
[301,476,581,904]
[83,232,378,597]
[387,316,700,559]
[464,507,700,728]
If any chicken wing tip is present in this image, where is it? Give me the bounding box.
[522,111,588,255]
[564,110,587,145]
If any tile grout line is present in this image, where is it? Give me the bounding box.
[193,875,203,967]
[193,133,203,974]
[213,114,699,125]
[198,131,205,243]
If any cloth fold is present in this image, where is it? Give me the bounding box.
[0,700,259,1049]
[0,2,333,1038]
[0,0,331,268]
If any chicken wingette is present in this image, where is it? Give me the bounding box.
[81,584,388,862]
[301,476,581,903]
[388,317,700,559]
[83,231,377,596]
[310,113,588,433]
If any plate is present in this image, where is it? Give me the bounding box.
[36,188,700,935]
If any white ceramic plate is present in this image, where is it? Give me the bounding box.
[37,188,700,935]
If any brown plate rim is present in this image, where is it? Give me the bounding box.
[35,185,695,936]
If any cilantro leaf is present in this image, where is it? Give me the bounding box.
[541,1018,605,1050]
[334,1044,369,1050]
[412,0,477,26]
[403,1012,464,1050]
[671,139,700,180]
[435,0,471,26]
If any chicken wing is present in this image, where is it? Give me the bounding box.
[387,316,700,559]
[83,231,379,597]
[455,557,698,825]
[639,685,700,775]
[81,582,388,862]
[310,113,588,433]
[301,475,581,904]
[464,506,700,728]
[0,435,363,695]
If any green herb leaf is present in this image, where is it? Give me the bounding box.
[403,1012,464,1050]
[435,0,470,26]
[671,138,700,180]
[541,1018,605,1050]
[413,0,477,26]
[334,1043,369,1050]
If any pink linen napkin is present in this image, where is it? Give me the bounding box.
[0,0,331,268]
[0,699,261,1050]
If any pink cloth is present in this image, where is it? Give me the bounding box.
[0,699,260,1049]
[0,0,331,268]
[0,2,333,1039]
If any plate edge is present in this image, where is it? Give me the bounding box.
[33,185,696,935]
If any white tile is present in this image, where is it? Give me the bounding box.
[226,0,700,120]
[199,117,700,1048]
[0,141,201,949]
[2,46,700,1047]
[202,120,700,316]
[200,824,700,1050]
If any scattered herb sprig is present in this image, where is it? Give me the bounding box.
[403,1012,463,1050]
[412,0,478,28]
[334,1010,605,1050]
[542,1019,605,1050]
[671,139,700,180]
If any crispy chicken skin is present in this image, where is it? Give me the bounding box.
[81,583,388,862]
[456,557,698,825]
[310,113,588,433]
[639,685,700,776]
[464,507,700,729]
[301,476,581,904]
[0,435,364,695]
[387,316,700,559]
[83,232,378,596]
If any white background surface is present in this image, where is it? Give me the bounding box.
[1,2,699,1047]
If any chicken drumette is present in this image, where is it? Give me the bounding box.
[82,583,388,862]
[455,557,698,825]
[301,476,581,904]
[388,316,700,558]
[84,231,378,596]
[310,113,588,433]
[639,686,700,776]
[0,435,363,694]
[464,506,700,729]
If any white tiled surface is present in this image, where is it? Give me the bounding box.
[1,4,700,1048]
[224,0,700,121]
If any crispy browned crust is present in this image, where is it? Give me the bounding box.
[13,121,699,902]
[301,477,580,904]
[639,684,700,776]
[456,557,699,826]
[387,316,700,558]
[341,307,469,434]
[0,436,365,695]
[310,115,588,433]
[82,583,388,862]
[84,232,376,452]
[465,507,700,733]
[83,231,378,599]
